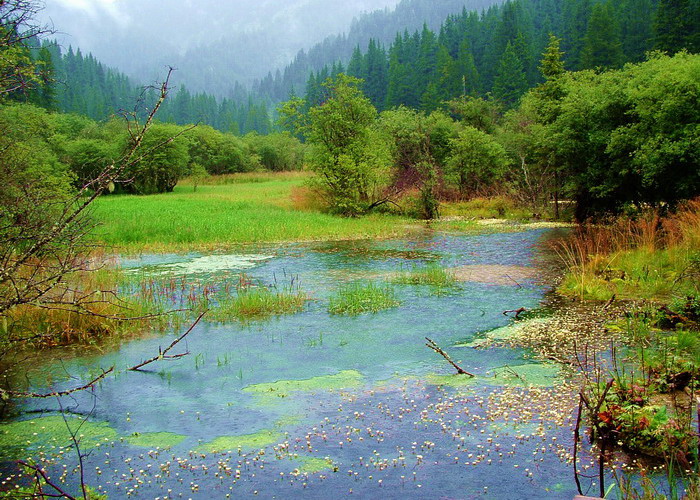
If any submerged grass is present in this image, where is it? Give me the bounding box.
[92,174,411,251]
[328,282,400,315]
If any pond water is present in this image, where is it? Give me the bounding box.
[1,229,599,499]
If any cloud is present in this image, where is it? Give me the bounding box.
[53,0,131,27]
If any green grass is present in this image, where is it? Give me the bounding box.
[92,174,411,251]
[392,263,457,287]
[328,282,400,315]
[208,285,308,322]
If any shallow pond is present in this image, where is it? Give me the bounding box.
[1,229,600,498]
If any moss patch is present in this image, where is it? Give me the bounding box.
[126,431,186,449]
[487,363,561,387]
[0,416,118,458]
[242,370,364,401]
[197,430,283,453]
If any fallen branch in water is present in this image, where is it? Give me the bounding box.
[0,367,114,399]
[425,337,475,377]
[503,307,527,319]
[129,311,206,371]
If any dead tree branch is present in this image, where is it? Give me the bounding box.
[17,461,77,500]
[0,367,114,399]
[503,307,527,319]
[425,337,475,377]
[129,311,206,371]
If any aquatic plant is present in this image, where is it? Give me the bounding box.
[328,282,400,315]
[392,263,457,288]
[208,281,308,322]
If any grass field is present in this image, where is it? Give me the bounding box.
[92,173,413,251]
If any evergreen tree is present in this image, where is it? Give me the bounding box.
[655,0,700,53]
[580,2,624,70]
[562,0,592,69]
[493,41,528,108]
[617,0,655,62]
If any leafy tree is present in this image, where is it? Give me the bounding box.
[445,126,511,196]
[125,123,190,194]
[185,125,254,175]
[64,138,118,187]
[446,96,502,135]
[306,74,391,216]
[245,132,305,172]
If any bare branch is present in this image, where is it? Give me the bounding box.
[0,367,114,399]
[425,337,475,377]
[129,311,207,371]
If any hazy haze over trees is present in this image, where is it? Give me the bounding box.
[40,0,403,94]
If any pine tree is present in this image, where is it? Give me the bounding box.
[493,41,528,108]
[580,2,624,70]
[655,0,700,53]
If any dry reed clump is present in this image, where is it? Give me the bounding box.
[3,262,126,347]
[550,199,700,299]
[290,185,328,212]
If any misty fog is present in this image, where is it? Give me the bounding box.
[40,0,402,88]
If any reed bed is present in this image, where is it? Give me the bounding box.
[552,199,700,300]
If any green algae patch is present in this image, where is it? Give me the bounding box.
[242,370,364,402]
[487,363,561,387]
[126,431,186,449]
[285,456,336,474]
[424,373,478,388]
[0,416,118,458]
[197,430,283,454]
[274,415,304,428]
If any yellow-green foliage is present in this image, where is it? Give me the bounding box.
[555,201,700,301]
[440,196,533,220]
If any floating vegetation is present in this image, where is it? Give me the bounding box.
[424,373,478,388]
[285,456,336,474]
[125,431,186,449]
[328,282,400,315]
[487,363,562,387]
[197,430,283,453]
[0,416,118,458]
[243,370,364,402]
[124,253,275,277]
[456,319,550,349]
[392,263,457,288]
